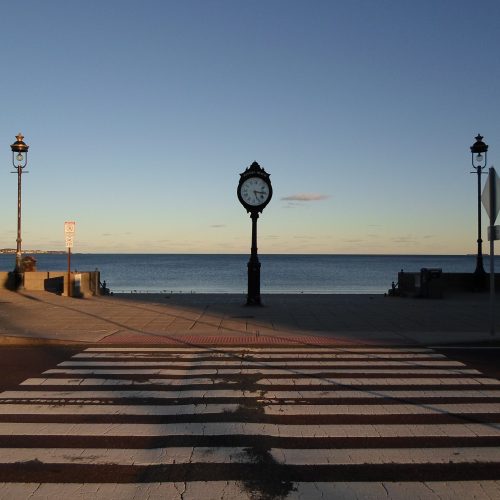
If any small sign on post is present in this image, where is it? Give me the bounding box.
[64,222,75,232]
[64,221,76,297]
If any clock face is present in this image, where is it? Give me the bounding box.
[240,176,271,206]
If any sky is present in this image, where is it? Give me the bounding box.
[1,0,499,255]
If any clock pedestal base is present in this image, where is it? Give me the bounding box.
[246,212,262,306]
[247,258,261,306]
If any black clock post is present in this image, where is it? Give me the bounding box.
[237,162,273,306]
[247,211,261,305]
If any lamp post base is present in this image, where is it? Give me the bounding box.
[473,257,488,291]
[7,271,23,291]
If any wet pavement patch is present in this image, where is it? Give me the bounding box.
[226,400,265,420]
[241,446,296,500]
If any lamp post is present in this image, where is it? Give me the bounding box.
[10,133,29,274]
[470,134,488,280]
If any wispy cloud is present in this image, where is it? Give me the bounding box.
[210,224,226,228]
[393,234,435,245]
[281,193,330,202]
[392,236,418,245]
[343,238,364,243]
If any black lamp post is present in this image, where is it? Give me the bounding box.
[470,134,488,280]
[10,133,29,274]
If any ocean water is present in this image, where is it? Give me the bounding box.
[1,253,496,294]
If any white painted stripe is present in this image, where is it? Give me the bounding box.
[0,482,498,500]
[0,422,498,438]
[0,446,248,465]
[0,390,259,400]
[0,402,498,416]
[20,377,235,386]
[43,368,485,377]
[60,359,463,367]
[0,446,498,466]
[5,389,500,400]
[74,352,440,360]
[23,375,500,387]
[263,403,500,416]
[273,447,500,465]
[85,347,435,353]
[0,481,499,500]
[54,366,478,377]
[257,377,500,386]
[0,403,240,415]
[44,368,212,376]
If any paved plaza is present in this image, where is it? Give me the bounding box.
[0,289,498,346]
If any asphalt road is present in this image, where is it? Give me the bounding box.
[0,346,80,391]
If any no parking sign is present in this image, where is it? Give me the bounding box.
[64,221,75,248]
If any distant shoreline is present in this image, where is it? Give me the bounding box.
[0,251,479,257]
[0,249,66,255]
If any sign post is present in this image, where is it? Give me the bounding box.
[64,221,75,297]
[481,168,500,335]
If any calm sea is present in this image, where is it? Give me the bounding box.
[1,253,497,294]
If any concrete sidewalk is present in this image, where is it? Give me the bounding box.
[0,289,499,346]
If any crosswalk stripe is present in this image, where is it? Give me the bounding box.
[19,376,500,389]
[59,359,463,366]
[256,377,500,386]
[262,403,500,415]
[0,481,499,499]
[0,446,498,466]
[51,366,482,376]
[39,370,500,387]
[85,347,436,353]
[0,402,498,416]
[75,352,444,361]
[43,368,490,378]
[0,422,499,438]
[0,403,240,415]
[20,377,234,386]
[4,389,500,400]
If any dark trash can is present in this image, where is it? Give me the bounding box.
[20,255,37,272]
[419,268,443,298]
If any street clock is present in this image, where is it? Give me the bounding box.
[237,161,272,213]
